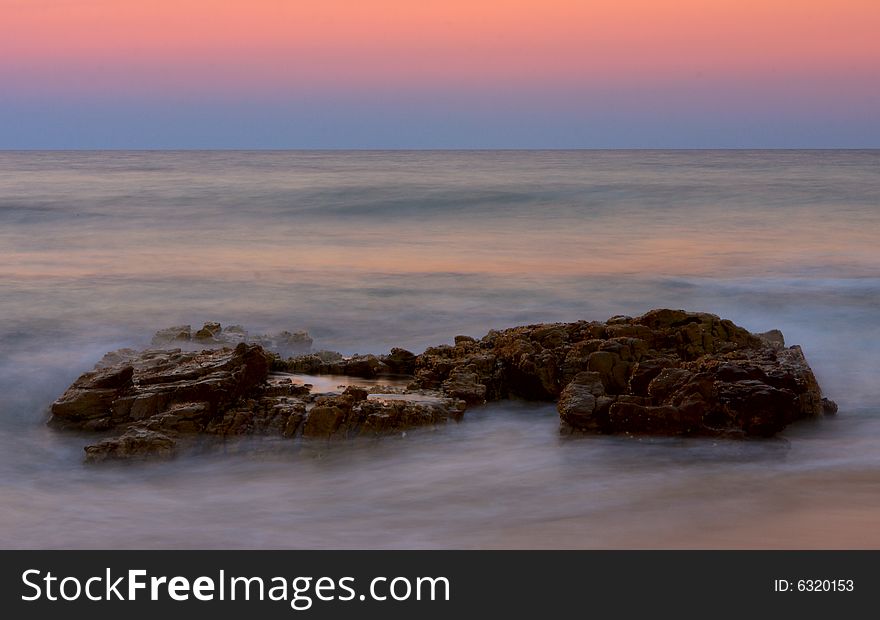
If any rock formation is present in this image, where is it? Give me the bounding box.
[50,342,464,463]
[49,310,837,462]
[397,308,837,438]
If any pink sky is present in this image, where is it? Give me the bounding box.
[2,0,878,146]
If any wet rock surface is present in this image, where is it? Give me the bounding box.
[50,342,464,462]
[50,310,837,462]
[406,308,835,438]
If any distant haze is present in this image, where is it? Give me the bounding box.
[2,0,878,148]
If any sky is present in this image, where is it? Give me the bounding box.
[1,0,878,148]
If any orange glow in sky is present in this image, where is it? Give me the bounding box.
[3,0,879,94]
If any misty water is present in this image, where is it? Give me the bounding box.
[1,150,879,548]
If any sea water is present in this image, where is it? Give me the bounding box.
[1,150,878,548]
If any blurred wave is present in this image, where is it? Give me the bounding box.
[0,150,878,548]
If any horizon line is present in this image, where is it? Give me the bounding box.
[2,147,879,152]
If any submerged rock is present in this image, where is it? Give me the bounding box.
[51,309,837,462]
[151,322,313,356]
[84,428,176,463]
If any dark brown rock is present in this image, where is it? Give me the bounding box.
[442,366,487,405]
[51,343,271,434]
[407,308,835,437]
[299,392,465,439]
[557,372,608,432]
[381,348,417,375]
[53,309,837,462]
[302,401,352,438]
[330,355,388,378]
[193,321,222,342]
[84,428,176,463]
[151,325,192,345]
[282,353,389,378]
[358,395,465,436]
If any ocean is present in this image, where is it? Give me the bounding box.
[1,150,878,548]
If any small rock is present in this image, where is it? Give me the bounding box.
[151,325,192,345]
[193,321,222,342]
[84,428,176,463]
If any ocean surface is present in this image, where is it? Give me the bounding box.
[1,150,878,548]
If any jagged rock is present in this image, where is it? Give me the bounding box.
[407,309,835,438]
[380,348,417,375]
[313,350,345,363]
[281,353,389,378]
[49,364,135,428]
[557,372,609,432]
[262,375,312,398]
[271,309,835,438]
[84,428,176,463]
[50,343,271,434]
[822,398,838,415]
[52,309,838,462]
[442,366,487,405]
[301,391,465,439]
[207,397,307,437]
[281,353,326,374]
[151,322,313,356]
[359,396,465,436]
[253,330,313,357]
[758,329,785,349]
[193,321,222,342]
[328,355,389,378]
[151,325,192,345]
[51,344,463,461]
